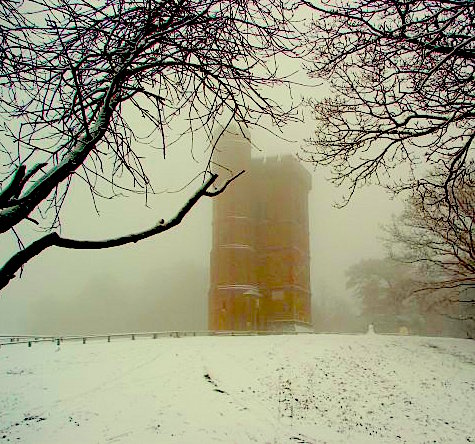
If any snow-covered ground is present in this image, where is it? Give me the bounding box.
[0,333,474,443]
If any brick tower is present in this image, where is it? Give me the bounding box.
[208,126,312,331]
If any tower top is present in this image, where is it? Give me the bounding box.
[211,122,252,180]
[213,122,251,143]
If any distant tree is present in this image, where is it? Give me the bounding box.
[302,0,474,208]
[346,257,419,317]
[0,0,303,290]
[346,256,473,335]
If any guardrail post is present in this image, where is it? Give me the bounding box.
[82,338,86,344]
[153,333,157,339]
[131,334,135,341]
[28,341,31,347]
[56,339,60,346]
[107,336,111,342]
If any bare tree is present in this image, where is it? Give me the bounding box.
[385,171,475,290]
[302,0,474,205]
[383,171,474,336]
[0,0,304,290]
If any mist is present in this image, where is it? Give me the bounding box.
[0,118,402,335]
[0,50,404,336]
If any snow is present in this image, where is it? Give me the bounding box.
[1,334,474,443]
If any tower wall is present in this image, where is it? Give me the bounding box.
[208,131,312,331]
[208,126,261,331]
[252,156,312,329]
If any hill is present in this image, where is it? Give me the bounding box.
[1,333,474,443]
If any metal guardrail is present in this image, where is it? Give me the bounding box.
[1,329,435,349]
[0,329,320,348]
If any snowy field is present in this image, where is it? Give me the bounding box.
[0,333,474,443]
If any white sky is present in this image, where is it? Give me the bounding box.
[0,30,404,335]
[0,115,403,334]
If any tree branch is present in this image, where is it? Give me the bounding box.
[0,171,243,291]
[0,166,26,207]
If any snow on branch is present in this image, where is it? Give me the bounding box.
[0,171,244,291]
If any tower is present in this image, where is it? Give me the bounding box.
[208,124,260,331]
[208,126,312,331]
[253,156,312,330]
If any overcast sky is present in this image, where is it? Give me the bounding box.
[0,114,403,335]
[0,32,404,335]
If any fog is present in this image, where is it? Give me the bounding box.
[0,63,403,335]
[0,122,403,335]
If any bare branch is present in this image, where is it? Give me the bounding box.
[0,166,26,207]
[0,171,243,291]
[0,0,305,289]
[384,169,475,290]
[302,0,475,209]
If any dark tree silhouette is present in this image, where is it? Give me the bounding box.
[0,0,304,290]
[302,0,474,206]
